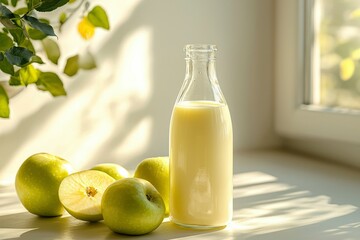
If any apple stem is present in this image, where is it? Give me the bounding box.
[86,186,98,197]
[146,194,152,202]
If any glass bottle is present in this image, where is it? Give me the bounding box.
[169,44,233,228]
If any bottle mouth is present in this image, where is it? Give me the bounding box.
[184,44,217,52]
[184,44,217,60]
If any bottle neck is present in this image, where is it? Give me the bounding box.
[184,44,217,81]
[175,44,226,104]
[186,59,217,84]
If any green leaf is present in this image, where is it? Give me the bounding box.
[0,4,14,18]
[9,27,26,44]
[0,18,17,29]
[1,0,9,5]
[79,51,96,70]
[87,6,110,30]
[11,0,18,7]
[14,7,28,15]
[0,84,10,118]
[42,38,60,64]
[64,55,79,76]
[38,18,50,25]
[35,0,69,12]
[24,16,56,37]
[5,41,40,67]
[37,72,66,96]
[30,55,43,64]
[26,0,41,10]
[5,46,33,66]
[18,64,40,85]
[28,28,46,40]
[0,53,14,75]
[28,18,49,40]
[20,38,35,53]
[20,20,30,39]
[59,12,67,24]
[9,74,21,85]
[0,32,13,51]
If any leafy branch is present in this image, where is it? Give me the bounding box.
[0,0,110,118]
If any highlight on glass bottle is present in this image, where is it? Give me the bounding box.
[169,44,233,229]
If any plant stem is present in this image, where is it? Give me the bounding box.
[59,0,86,32]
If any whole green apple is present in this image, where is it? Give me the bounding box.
[134,157,169,215]
[15,153,74,217]
[91,163,129,180]
[102,178,165,235]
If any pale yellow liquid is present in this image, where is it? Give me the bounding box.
[169,101,233,228]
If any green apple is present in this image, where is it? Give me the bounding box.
[58,170,115,222]
[15,153,74,217]
[134,157,169,215]
[102,178,165,235]
[91,163,129,180]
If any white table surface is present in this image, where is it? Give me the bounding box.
[1,150,360,240]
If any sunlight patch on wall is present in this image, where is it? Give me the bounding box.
[105,26,153,105]
[113,116,153,164]
[0,24,154,183]
[59,0,144,60]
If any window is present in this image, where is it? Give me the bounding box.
[275,0,360,146]
[307,0,360,111]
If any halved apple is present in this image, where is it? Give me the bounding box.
[58,170,115,222]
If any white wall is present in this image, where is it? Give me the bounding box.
[0,0,280,184]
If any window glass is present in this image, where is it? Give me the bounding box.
[312,0,360,110]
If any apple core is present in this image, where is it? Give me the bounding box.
[86,186,97,197]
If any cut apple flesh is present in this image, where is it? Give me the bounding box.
[58,170,115,222]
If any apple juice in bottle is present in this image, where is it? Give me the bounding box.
[169,44,233,228]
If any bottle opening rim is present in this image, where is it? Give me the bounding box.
[184,44,217,60]
[184,44,217,53]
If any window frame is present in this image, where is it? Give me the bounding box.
[275,0,360,145]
